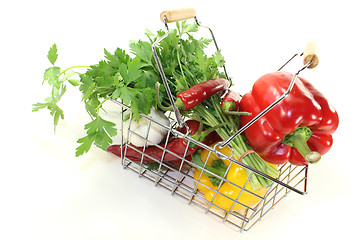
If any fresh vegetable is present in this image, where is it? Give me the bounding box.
[33,21,278,190]
[32,44,87,132]
[122,108,170,147]
[193,142,273,211]
[176,119,222,146]
[151,27,279,189]
[107,119,220,163]
[221,91,240,114]
[175,78,229,110]
[107,137,198,163]
[220,91,251,116]
[183,94,278,189]
[239,71,339,166]
[33,22,218,156]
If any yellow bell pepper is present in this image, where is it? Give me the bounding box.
[193,142,275,212]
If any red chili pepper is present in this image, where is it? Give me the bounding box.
[107,136,198,162]
[169,156,192,170]
[175,78,230,110]
[220,91,252,116]
[107,120,220,163]
[239,71,339,166]
[221,91,240,114]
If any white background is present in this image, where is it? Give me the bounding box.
[1,0,359,239]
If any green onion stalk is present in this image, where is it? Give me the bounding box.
[155,21,278,190]
[192,96,278,190]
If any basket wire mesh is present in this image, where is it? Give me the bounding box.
[110,101,308,232]
[109,8,316,232]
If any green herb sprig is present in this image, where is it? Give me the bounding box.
[33,21,278,190]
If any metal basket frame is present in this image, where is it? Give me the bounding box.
[110,100,309,232]
[109,12,315,232]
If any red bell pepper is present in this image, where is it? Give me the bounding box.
[239,71,339,166]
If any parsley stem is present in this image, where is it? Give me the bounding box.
[60,65,90,76]
[155,82,172,111]
[176,47,187,88]
[95,96,111,112]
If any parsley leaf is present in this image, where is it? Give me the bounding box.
[32,100,64,128]
[47,44,58,65]
[111,86,155,120]
[75,115,117,156]
[129,40,153,66]
[32,45,64,132]
[119,57,143,86]
[32,85,65,131]
[33,44,89,132]
[43,66,61,87]
[80,48,156,122]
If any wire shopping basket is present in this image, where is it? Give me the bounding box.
[110,8,319,232]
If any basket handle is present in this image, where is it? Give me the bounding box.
[303,41,319,69]
[151,8,197,128]
[160,8,196,23]
[219,42,319,148]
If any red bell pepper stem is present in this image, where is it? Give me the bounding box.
[283,127,321,164]
[176,78,230,110]
[286,134,321,164]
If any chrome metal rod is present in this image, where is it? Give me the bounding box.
[219,74,297,147]
[220,60,312,148]
[194,16,231,85]
[213,147,306,195]
[151,17,185,128]
[278,53,299,71]
[112,98,308,195]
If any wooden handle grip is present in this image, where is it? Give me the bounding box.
[303,41,319,69]
[160,8,196,23]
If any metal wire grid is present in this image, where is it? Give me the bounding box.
[105,9,314,232]
[112,101,308,232]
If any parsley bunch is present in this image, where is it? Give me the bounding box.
[33,21,223,156]
[33,21,278,189]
